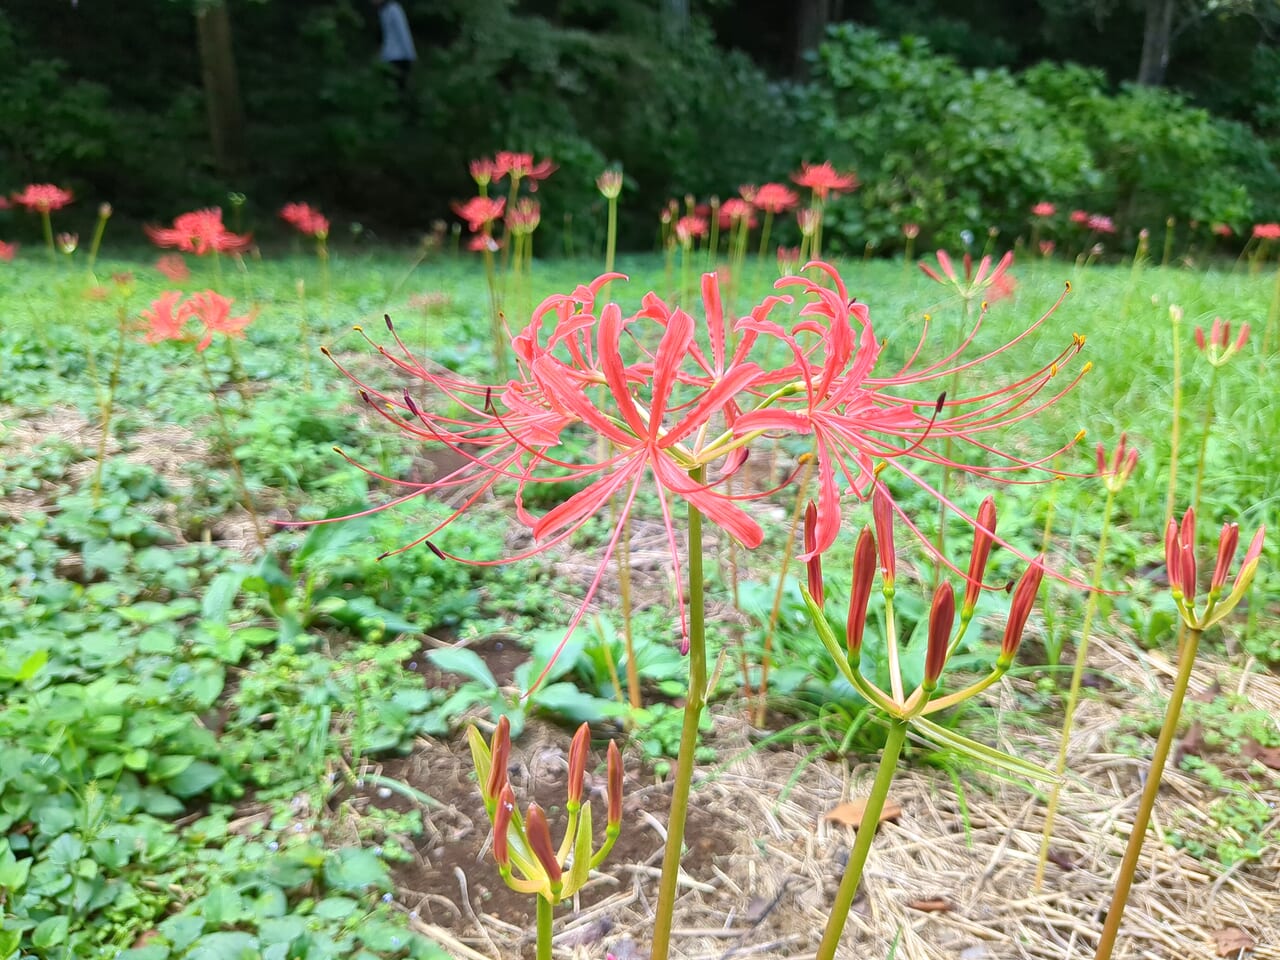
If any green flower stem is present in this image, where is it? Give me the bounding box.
[1035,484,1116,890]
[481,240,507,380]
[41,210,55,264]
[757,210,774,264]
[87,210,110,278]
[815,717,909,960]
[1191,363,1219,520]
[536,895,553,960]
[1093,626,1202,960]
[1164,307,1184,528]
[650,467,708,960]
[605,195,618,277]
[934,298,973,585]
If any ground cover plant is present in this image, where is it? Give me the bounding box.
[0,177,1277,960]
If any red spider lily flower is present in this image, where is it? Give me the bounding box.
[751,182,800,214]
[999,555,1044,667]
[155,254,190,282]
[1166,508,1264,629]
[777,246,801,275]
[56,233,78,254]
[1086,214,1116,234]
[731,261,1086,564]
[1252,222,1280,240]
[597,169,624,199]
[1096,432,1139,493]
[1195,317,1249,366]
[792,162,859,200]
[0,240,16,262]
[12,184,74,213]
[146,208,251,255]
[848,525,876,657]
[494,151,557,188]
[962,497,997,619]
[718,198,756,230]
[1039,240,1056,257]
[674,215,708,246]
[453,196,505,233]
[796,208,820,238]
[1211,223,1233,237]
[280,202,329,239]
[506,198,541,235]
[738,184,757,204]
[140,291,192,345]
[919,250,1016,302]
[524,803,563,884]
[1031,202,1056,218]
[467,233,501,253]
[923,581,955,689]
[183,290,254,352]
[0,197,8,210]
[470,157,496,188]
[902,223,920,240]
[804,501,824,608]
[1069,210,1089,225]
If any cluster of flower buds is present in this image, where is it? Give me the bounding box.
[803,484,1045,721]
[468,717,623,905]
[1097,433,1140,494]
[596,168,624,201]
[918,249,1016,304]
[1165,507,1264,631]
[1195,317,1249,367]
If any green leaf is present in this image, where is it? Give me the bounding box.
[426,648,497,689]
[203,569,249,623]
[312,897,359,920]
[166,760,225,798]
[152,755,196,780]
[32,916,68,949]
[0,927,22,960]
[531,684,629,724]
[322,847,390,892]
[185,931,259,960]
[15,649,47,682]
[0,849,31,891]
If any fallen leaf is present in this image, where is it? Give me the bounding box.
[824,797,903,829]
[1175,719,1205,765]
[907,897,953,913]
[1210,926,1255,956]
[1242,738,1280,770]
[1047,848,1079,872]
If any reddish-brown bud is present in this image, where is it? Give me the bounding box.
[804,501,823,608]
[872,482,896,587]
[493,784,517,868]
[848,526,876,656]
[606,740,623,826]
[1180,540,1198,606]
[486,715,511,802]
[924,582,955,688]
[1001,556,1045,666]
[525,803,562,883]
[566,722,590,808]
[1165,517,1182,595]
[964,497,997,616]
[1211,522,1240,593]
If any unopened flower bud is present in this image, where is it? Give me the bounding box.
[872,482,896,591]
[98,202,113,219]
[1211,522,1239,595]
[848,526,876,657]
[924,582,955,690]
[607,740,623,827]
[964,497,997,618]
[567,722,589,809]
[486,715,511,803]
[493,784,516,869]
[525,803,562,884]
[57,232,78,254]
[804,501,823,608]
[1000,556,1044,668]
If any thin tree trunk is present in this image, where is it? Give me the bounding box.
[794,0,832,76]
[1136,0,1177,86]
[662,0,689,39]
[196,1,245,172]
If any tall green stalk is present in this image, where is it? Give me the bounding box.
[41,210,56,264]
[1191,364,1219,519]
[815,719,909,960]
[536,895,553,960]
[1093,627,1202,960]
[1034,485,1116,889]
[1164,306,1184,528]
[649,469,708,960]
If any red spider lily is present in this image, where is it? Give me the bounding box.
[0,240,16,262]
[506,198,541,235]
[923,582,955,688]
[796,208,819,238]
[776,246,801,275]
[470,157,497,188]
[1096,433,1139,493]
[1211,223,1233,237]
[146,208,251,255]
[1166,507,1264,629]
[155,254,190,282]
[848,526,876,656]
[183,290,254,352]
[1086,214,1116,234]
[596,169,624,199]
[139,291,192,344]
[1039,240,1055,257]
[999,555,1045,666]
[919,250,1016,302]
[12,184,73,213]
[717,199,755,230]
[1069,210,1089,225]
[493,151,557,188]
[1252,222,1280,241]
[56,233,78,254]
[674,215,708,246]
[791,162,859,200]
[280,202,329,239]
[453,196,505,233]
[751,183,799,214]
[1195,318,1249,366]
[1030,202,1056,218]
[732,261,1086,562]
[902,223,920,240]
[467,233,502,253]
[0,197,8,210]
[962,497,996,618]
[804,502,824,608]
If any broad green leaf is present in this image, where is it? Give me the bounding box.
[322,847,390,892]
[32,916,68,949]
[165,760,224,798]
[426,648,497,688]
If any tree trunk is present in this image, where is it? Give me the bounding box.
[1136,0,1177,86]
[794,0,832,76]
[195,1,245,173]
[662,0,690,39]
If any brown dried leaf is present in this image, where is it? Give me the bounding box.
[1211,926,1255,956]
[824,797,903,828]
[1047,848,1079,872]
[1175,719,1205,765]
[906,897,953,913]
[1242,738,1280,770]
